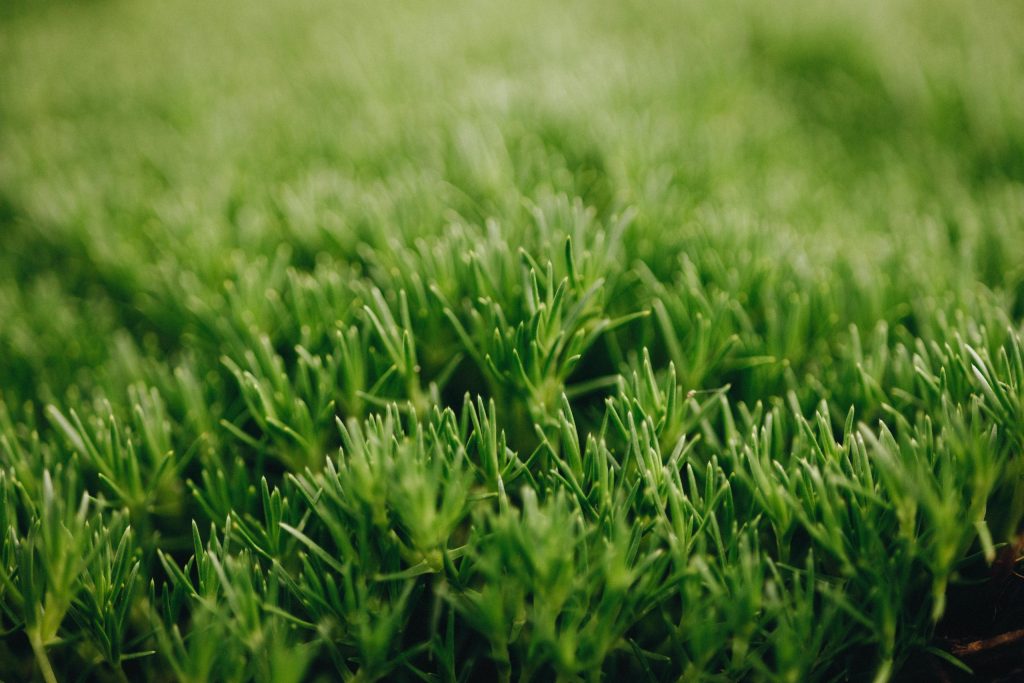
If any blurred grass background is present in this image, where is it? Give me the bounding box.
[3,0,1022,331]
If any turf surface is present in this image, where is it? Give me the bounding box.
[1,0,1023,680]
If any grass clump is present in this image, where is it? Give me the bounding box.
[1,0,1024,680]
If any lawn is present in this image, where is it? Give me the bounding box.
[1,0,1023,680]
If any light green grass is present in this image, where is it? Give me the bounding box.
[1,0,1023,680]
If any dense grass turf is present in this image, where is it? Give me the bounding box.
[2,0,1024,680]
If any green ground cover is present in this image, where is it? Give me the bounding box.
[1,0,1023,680]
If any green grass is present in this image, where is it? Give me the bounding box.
[1,0,1024,680]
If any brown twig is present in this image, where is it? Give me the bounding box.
[950,628,1024,657]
